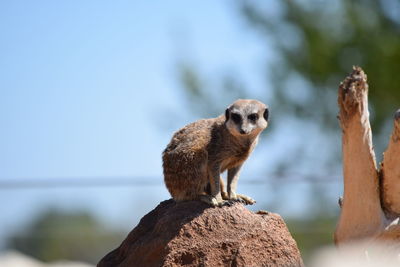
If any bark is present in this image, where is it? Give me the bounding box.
[334,66,386,244]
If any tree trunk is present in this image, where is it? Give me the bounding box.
[334,66,386,244]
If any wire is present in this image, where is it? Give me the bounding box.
[0,174,342,189]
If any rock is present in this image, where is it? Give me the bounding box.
[98,199,303,267]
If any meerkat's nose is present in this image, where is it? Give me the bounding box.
[239,129,249,135]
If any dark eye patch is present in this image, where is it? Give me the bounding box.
[263,108,269,121]
[231,113,242,124]
[248,113,258,122]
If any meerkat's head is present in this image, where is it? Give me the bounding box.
[225,99,269,137]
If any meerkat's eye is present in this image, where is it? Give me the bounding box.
[248,113,258,122]
[231,113,242,124]
[263,108,269,121]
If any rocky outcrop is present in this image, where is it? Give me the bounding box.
[98,199,303,267]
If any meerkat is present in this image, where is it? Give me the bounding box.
[163,99,269,207]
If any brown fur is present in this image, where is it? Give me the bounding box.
[162,99,268,206]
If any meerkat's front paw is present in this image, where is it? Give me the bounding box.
[228,192,242,203]
[236,194,256,205]
[229,192,256,205]
[200,195,224,207]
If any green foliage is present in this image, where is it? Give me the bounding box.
[6,209,124,264]
[241,0,400,134]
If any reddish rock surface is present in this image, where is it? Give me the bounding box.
[98,199,303,267]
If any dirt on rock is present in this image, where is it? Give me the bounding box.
[98,199,303,267]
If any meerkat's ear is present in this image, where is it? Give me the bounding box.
[263,107,269,121]
[225,108,230,121]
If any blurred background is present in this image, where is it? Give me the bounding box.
[1,0,399,265]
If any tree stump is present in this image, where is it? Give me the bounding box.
[335,66,400,245]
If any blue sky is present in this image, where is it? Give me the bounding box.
[0,0,341,248]
[0,0,268,179]
[0,0,276,243]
